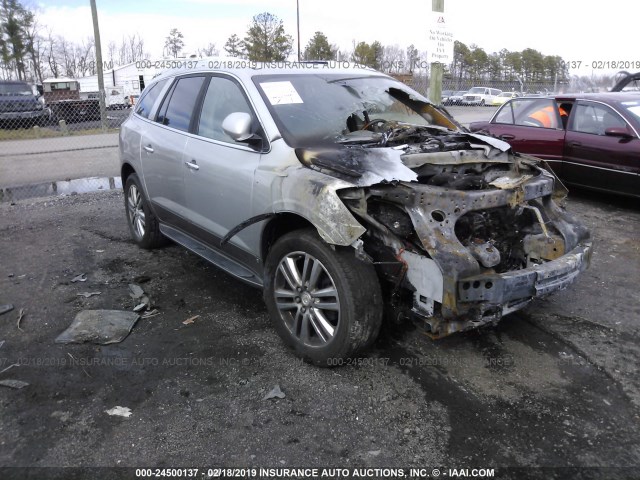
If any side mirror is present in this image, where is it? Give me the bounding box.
[222,112,261,143]
[604,127,633,138]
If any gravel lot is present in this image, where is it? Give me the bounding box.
[0,185,638,479]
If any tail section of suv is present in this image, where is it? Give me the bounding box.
[0,81,49,128]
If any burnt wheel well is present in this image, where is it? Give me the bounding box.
[121,163,136,187]
[261,213,315,264]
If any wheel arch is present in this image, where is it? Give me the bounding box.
[260,212,316,264]
[121,162,136,186]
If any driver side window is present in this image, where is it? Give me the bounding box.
[197,76,254,144]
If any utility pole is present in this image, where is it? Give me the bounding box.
[428,0,444,105]
[90,0,107,131]
[296,0,301,62]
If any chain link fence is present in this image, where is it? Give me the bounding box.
[0,81,126,204]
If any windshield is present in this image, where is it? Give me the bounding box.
[253,74,457,147]
[468,87,486,94]
[0,83,33,96]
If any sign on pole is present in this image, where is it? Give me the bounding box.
[427,11,454,65]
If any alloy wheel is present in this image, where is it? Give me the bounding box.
[273,251,341,347]
[127,184,146,239]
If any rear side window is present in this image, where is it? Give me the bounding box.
[135,79,167,118]
[156,76,206,132]
[494,103,514,124]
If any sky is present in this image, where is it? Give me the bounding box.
[31,0,639,76]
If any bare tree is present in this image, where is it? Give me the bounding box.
[164,28,184,58]
[107,40,116,66]
[381,44,405,73]
[43,30,59,78]
[23,12,44,83]
[197,42,218,57]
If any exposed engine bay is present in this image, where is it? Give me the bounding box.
[296,123,592,338]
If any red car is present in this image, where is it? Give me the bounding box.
[469,93,640,197]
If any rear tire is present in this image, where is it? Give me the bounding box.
[264,229,383,366]
[124,173,165,249]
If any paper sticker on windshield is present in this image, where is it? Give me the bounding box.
[260,81,303,105]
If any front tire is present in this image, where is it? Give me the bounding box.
[264,229,383,366]
[124,173,165,249]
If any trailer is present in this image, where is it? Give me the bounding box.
[42,78,100,123]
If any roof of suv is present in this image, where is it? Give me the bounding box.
[152,57,381,83]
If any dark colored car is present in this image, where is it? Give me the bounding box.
[444,90,467,105]
[469,93,640,197]
[0,80,50,128]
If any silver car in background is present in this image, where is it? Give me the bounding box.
[119,61,592,365]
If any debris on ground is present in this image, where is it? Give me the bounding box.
[133,275,151,284]
[368,450,382,457]
[105,406,132,418]
[263,385,286,400]
[128,284,144,299]
[0,304,14,316]
[51,411,71,422]
[76,292,101,298]
[70,273,87,283]
[55,310,140,345]
[16,308,25,331]
[0,379,29,389]
[133,297,151,312]
[141,309,160,319]
[182,315,199,325]
[95,250,105,253]
[0,363,18,374]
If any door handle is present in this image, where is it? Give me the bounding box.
[569,141,582,147]
[185,160,200,171]
[143,145,154,153]
[499,134,515,140]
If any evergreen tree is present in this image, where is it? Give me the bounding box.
[243,12,292,62]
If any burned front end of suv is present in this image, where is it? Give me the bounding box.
[297,125,592,338]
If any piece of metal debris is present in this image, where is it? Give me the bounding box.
[55,310,140,345]
[263,385,286,400]
[77,292,101,298]
[182,315,199,325]
[95,250,105,253]
[0,363,18,374]
[16,308,25,331]
[133,303,147,313]
[0,379,29,389]
[0,304,14,316]
[141,309,160,319]
[368,450,382,457]
[105,406,132,417]
[128,283,144,299]
[71,273,87,283]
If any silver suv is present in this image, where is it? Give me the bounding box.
[119,61,592,365]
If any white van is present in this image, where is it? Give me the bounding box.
[462,87,502,106]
